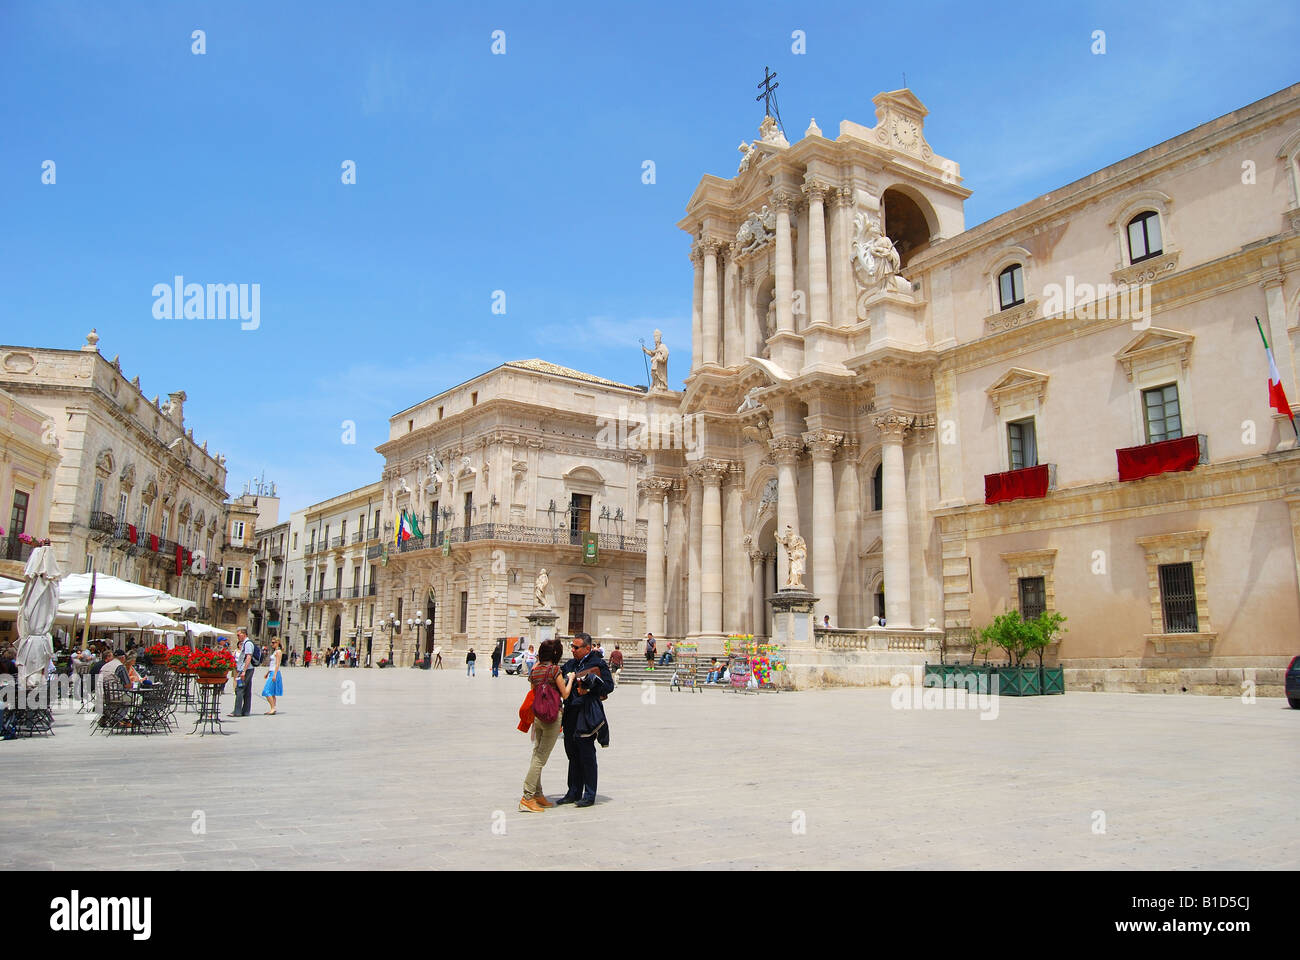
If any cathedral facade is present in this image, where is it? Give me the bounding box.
[641,85,1300,692]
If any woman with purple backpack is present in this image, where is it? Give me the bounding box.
[518,638,573,813]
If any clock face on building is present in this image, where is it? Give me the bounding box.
[892,117,920,149]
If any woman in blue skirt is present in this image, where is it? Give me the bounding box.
[261,638,284,714]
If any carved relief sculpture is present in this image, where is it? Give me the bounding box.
[533,568,551,609]
[851,212,902,291]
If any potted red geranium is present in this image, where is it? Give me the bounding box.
[168,645,195,673]
[188,646,236,682]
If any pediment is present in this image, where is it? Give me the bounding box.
[1115,327,1194,380]
[873,88,929,121]
[986,367,1049,413]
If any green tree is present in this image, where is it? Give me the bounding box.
[1025,611,1068,669]
[978,611,1034,666]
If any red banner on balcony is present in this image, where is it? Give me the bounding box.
[175,543,184,576]
[1116,435,1201,482]
[149,534,159,552]
[985,464,1050,505]
[127,524,138,544]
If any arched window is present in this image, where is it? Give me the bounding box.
[1127,211,1163,264]
[997,264,1025,310]
[871,464,884,512]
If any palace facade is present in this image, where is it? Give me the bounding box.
[375,360,649,665]
[638,84,1300,691]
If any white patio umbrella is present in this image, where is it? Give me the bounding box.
[78,610,181,631]
[174,620,235,638]
[0,573,195,617]
[14,545,61,692]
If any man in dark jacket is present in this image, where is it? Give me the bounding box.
[555,632,613,808]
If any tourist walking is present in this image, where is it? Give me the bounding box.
[261,638,284,714]
[518,638,573,813]
[644,633,656,671]
[491,642,502,678]
[523,644,537,673]
[433,644,443,669]
[556,632,613,808]
[230,628,256,717]
[609,644,623,684]
[466,647,476,677]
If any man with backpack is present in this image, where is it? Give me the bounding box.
[230,628,259,717]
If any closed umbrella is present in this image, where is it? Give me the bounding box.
[14,545,61,692]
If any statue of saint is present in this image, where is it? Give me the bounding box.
[775,523,807,589]
[642,329,669,391]
[533,568,550,609]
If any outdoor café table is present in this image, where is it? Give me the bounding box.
[189,676,228,736]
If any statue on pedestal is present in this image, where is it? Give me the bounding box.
[775,523,807,589]
[642,330,669,391]
[533,568,551,609]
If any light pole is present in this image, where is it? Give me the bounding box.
[407,617,433,666]
[382,612,398,667]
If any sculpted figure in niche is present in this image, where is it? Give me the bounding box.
[534,568,550,609]
[642,329,669,391]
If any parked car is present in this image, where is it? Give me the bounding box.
[501,638,529,674]
[1286,655,1300,709]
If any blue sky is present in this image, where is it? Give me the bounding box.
[2,0,1296,515]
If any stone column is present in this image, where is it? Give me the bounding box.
[688,475,702,635]
[742,273,758,359]
[804,430,841,624]
[768,436,803,587]
[666,480,686,636]
[803,179,830,328]
[639,478,672,637]
[702,239,721,366]
[773,191,797,334]
[690,244,703,371]
[723,243,740,367]
[750,549,766,636]
[830,187,855,327]
[694,460,728,636]
[723,465,745,632]
[874,413,914,628]
[834,438,861,626]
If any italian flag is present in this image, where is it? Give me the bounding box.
[395,511,412,545]
[1258,316,1297,433]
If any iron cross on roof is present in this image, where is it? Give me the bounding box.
[756,66,783,131]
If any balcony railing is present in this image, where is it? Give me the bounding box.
[391,524,647,555]
[2,535,35,563]
[1116,434,1207,482]
[331,536,346,549]
[351,533,365,544]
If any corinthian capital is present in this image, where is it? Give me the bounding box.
[699,237,726,258]
[768,435,804,464]
[802,429,842,458]
[801,178,832,203]
[689,458,730,484]
[832,186,856,208]
[770,189,800,213]
[873,412,915,443]
[638,477,674,497]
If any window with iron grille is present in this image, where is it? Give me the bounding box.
[1142,384,1182,443]
[459,591,469,633]
[1018,576,1046,620]
[1158,562,1198,633]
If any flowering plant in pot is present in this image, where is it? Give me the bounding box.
[188,647,236,678]
[168,645,195,671]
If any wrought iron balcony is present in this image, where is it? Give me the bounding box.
[388,523,647,555]
[330,536,346,549]
[2,535,35,562]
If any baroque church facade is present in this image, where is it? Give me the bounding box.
[638,84,1300,691]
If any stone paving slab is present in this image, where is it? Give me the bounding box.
[1,667,1296,869]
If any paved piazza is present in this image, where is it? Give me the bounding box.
[2,668,1296,870]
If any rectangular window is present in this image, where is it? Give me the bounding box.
[396,597,403,632]
[11,490,30,538]
[463,491,473,528]
[91,479,104,516]
[341,519,347,540]
[570,494,592,541]
[231,520,245,542]
[160,513,169,541]
[225,566,242,590]
[431,501,439,542]
[116,493,128,526]
[567,594,586,635]
[369,604,374,628]
[85,555,95,573]
[1007,417,1038,470]
[1018,576,1046,620]
[998,264,1025,310]
[1158,562,1198,633]
[1143,384,1182,443]
[459,591,469,633]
